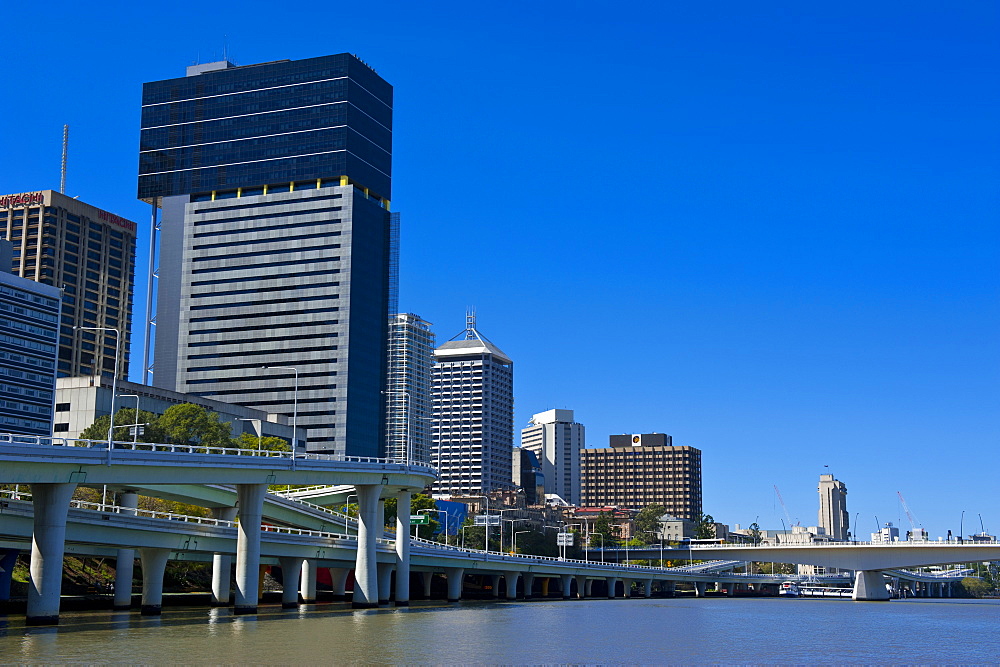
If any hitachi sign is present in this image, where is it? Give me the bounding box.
[0,192,44,208]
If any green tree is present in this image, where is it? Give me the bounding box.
[695,513,717,540]
[233,432,290,452]
[79,408,165,444]
[634,504,667,543]
[158,403,232,447]
[960,577,989,598]
[590,511,621,549]
[747,522,762,545]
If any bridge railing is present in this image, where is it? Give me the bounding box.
[0,432,436,473]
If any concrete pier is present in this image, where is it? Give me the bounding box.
[113,491,139,609]
[278,557,303,608]
[234,483,266,614]
[606,576,619,599]
[445,567,464,602]
[299,560,318,603]
[329,567,350,601]
[351,484,381,608]
[377,563,393,605]
[421,571,433,598]
[26,482,76,625]
[490,574,501,598]
[209,507,237,606]
[561,574,573,599]
[853,570,890,601]
[522,572,535,599]
[576,575,587,599]
[643,579,653,598]
[138,547,170,615]
[503,571,519,600]
[394,490,411,606]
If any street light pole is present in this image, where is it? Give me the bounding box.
[514,530,529,554]
[76,326,120,453]
[262,366,298,456]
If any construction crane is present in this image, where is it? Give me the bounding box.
[773,485,798,529]
[897,491,928,541]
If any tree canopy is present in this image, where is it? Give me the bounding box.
[634,504,667,543]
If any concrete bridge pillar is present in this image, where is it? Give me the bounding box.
[561,574,574,599]
[727,583,736,597]
[112,490,139,610]
[209,507,237,606]
[329,567,350,601]
[377,562,394,605]
[852,570,890,601]
[606,577,619,599]
[664,581,676,597]
[138,547,170,615]
[278,557,303,608]
[694,582,707,597]
[643,579,653,598]
[503,571,520,600]
[622,578,632,598]
[421,571,434,598]
[445,567,464,602]
[491,574,502,598]
[300,560,318,603]
[523,573,535,599]
[26,482,76,625]
[585,578,594,597]
[0,549,18,601]
[234,483,266,614]
[352,484,381,608]
[946,582,952,598]
[394,489,411,606]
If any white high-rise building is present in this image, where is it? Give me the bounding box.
[385,313,435,464]
[818,473,849,541]
[520,409,584,505]
[431,313,513,495]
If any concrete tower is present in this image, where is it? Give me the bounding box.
[431,312,514,495]
[818,473,849,541]
[138,54,394,456]
[520,409,584,505]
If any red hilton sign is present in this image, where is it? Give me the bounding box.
[0,192,44,208]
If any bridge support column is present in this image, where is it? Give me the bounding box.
[26,482,76,625]
[491,574,502,598]
[694,582,707,597]
[561,574,574,599]
[138,547,170,615]
[852,570,890,601]
[300,560,318,603]
[503,571,520,600]
[727,583,736,597]
[351,484,381,609]
[329,567,350,601]
[278,557,303,608]
[0,548,17,602]
[234,483,266,615]
[394,489,411,606]
[585,578,594,597]
[112,490,139,610]
[421,571,433,598]
[643,579,653,598]
[622,578,632,598]
[946,582,952,598]
[377,563,393,605]
[523,573,535,599]
[606,576,619,599]
[445,567,464,602]
[209,507,237,606]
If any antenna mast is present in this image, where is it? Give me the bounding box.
[60,125,69,193]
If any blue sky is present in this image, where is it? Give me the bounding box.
[2,1,997,539]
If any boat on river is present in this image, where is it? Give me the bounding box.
[778,581,800,597]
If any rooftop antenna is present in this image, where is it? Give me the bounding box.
[60,124,69,194]
[223,35,229,63]
[465,307,477,339]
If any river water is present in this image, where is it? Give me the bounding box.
[2,597,999,664]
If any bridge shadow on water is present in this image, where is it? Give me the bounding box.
[0,600,472,638]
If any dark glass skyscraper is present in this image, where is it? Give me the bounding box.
[138,54,393,456]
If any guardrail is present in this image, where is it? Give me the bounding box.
[0,432,437,473]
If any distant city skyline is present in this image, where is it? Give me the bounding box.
[2,1,996,537]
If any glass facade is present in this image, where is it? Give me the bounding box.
[138,54,392,201]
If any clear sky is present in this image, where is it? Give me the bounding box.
[2,1,997,539]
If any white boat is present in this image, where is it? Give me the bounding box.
[779,581,800,597]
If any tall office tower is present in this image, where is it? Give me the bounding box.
[385,313,435,463]
[431,313,514,495]
[138,54,394,456]
[817,473,849,541]
[0,190,137,380]
[0,239,61,436]
[580,433,702,518]
[520,408,584,505]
